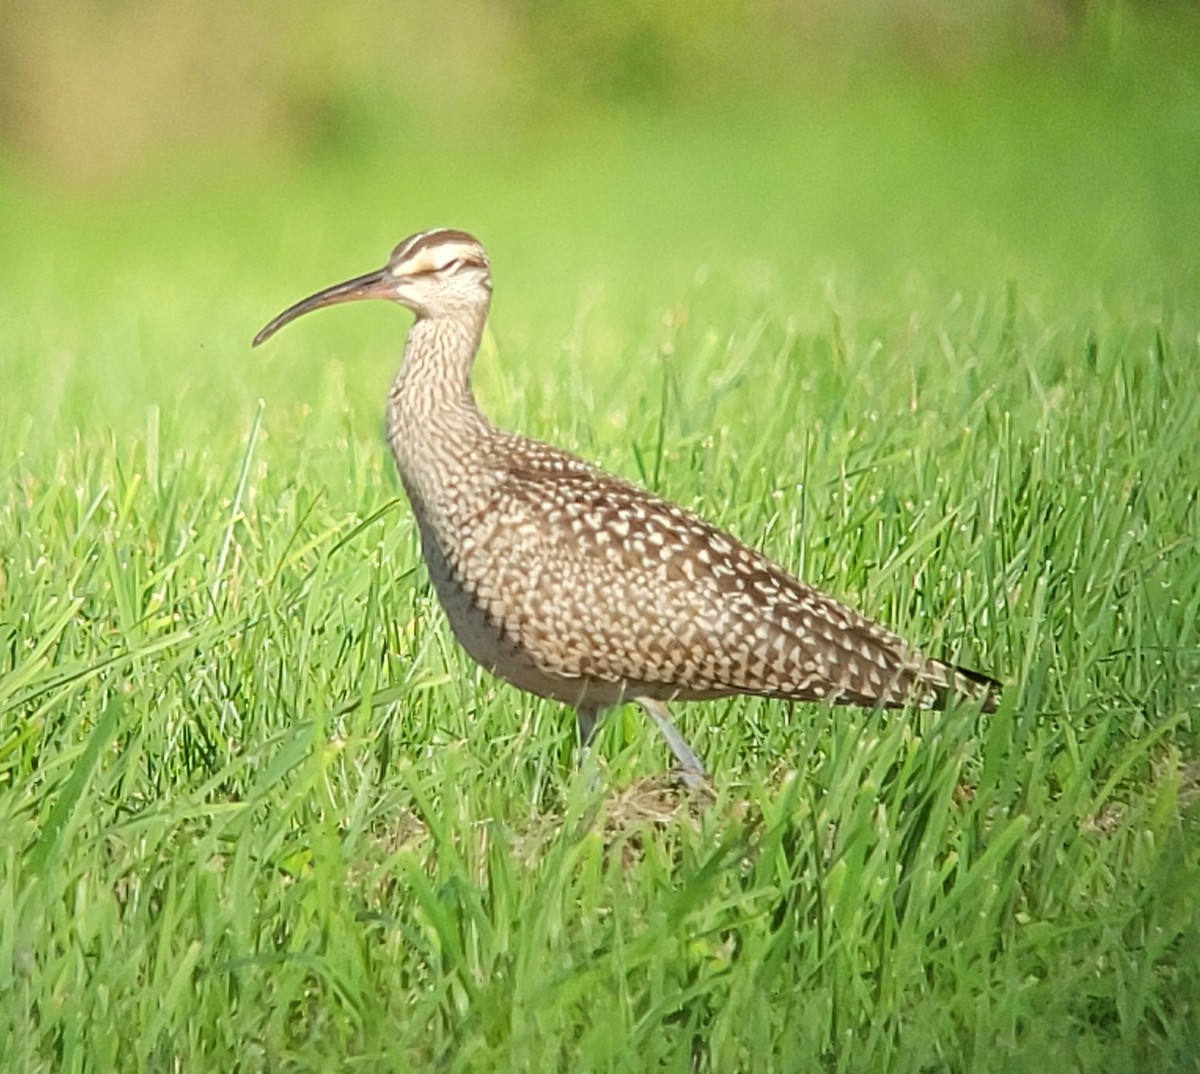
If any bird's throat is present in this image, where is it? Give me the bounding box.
[386,312,495,498]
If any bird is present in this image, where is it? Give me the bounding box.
[253,229,1000,788]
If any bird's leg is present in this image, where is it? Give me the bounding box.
[575,705,604,791]
[577,705,599,757]
[636,697,708,790]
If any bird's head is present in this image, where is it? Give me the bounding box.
[253,229,492,347]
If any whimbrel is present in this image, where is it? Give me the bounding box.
[254,229,999,787]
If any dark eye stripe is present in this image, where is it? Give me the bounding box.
[437,255,491,274]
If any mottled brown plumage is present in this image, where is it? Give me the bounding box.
[254,229,1000,786]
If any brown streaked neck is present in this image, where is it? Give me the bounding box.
[385,305,496,493]
[391,304,490,417]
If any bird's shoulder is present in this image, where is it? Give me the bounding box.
[495,433,702,525]
[489,432,814,597]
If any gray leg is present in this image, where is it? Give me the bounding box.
[574,705,603,791]
[577,706,599,751]
[636,697,708,789]
[576,704,600,770]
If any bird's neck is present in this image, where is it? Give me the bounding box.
[386,306,495,491]
[392,309,488,415]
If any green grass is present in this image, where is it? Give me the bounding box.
[3,54,1200,1073]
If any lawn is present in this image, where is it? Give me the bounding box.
[2,36,1199,1073]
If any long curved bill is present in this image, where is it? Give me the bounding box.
[252,266,393,347]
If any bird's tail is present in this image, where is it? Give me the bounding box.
[925,658,1002,713]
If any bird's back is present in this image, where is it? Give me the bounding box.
[412,428,998,713]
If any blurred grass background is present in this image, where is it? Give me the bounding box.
[2,2,1200,1071]
[3,0,1199,465]
[3,0,1148,182]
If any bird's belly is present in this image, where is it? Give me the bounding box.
[428,560,742,715]
[417,520,610,707]
[432,568,555,692]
